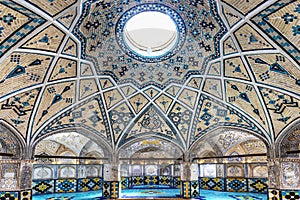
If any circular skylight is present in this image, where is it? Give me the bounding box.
[124,12,178,57]
[116,3,186,63]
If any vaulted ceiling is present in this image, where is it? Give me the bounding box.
[0,0,300,155]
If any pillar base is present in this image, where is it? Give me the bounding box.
[103,181,119,199]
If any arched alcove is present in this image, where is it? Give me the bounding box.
[278,125,300,158]
[190,127,269,193]
[0,123,24,160]
[118,137,183,190]
[32,131,109,182]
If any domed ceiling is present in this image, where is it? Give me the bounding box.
[0,0,300,155]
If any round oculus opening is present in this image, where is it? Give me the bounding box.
[123,11,178,58]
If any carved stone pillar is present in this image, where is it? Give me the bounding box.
[181,161,191,181]
[0,159,33,199]
[268,158,280,189]
[180,152,193,198]
[103,155,119,199]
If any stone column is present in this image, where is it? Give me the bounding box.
[19,160,33,199]
[103,155,119,199]
[181,161,191,181]
[269,158,300,200]
[180,152,192,199]
[0,159,33,200]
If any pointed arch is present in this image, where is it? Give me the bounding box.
[30,127,113,159]
[0,120,25,159]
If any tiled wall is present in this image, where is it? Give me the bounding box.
[159,175,172,185]
[190,180,200,198]
[0,190,31,200]
[103,181,119,199]
[32,177,103,195]
[182,181,191,198]
[121,176,180,188]
[268,189,300,200]
[173,177,181,189]
[199,177,268,193]
[78,178,103,192]
[121,177,129,189]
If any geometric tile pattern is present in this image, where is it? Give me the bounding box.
[78,178,102,192]
[80,63,94,77]
[32,81,76,135]
[120,105,183,147]
[0,192,19,200]
[168,102,193,142]
[282,191,300,200]
[32,180,54,195]
[0,53,52,98]
[203,78,223,99]
[234,23,273,51]
[225,80,269,132]
[207,62,221,76]
[259,86,300,138]
[128,93,149,114]
[178,89,199,109]
[159,176,172,186]
[73,1,227,88]
[121,176,179,188]
[22,25,66,53]
[49,58,77,82]
[268,189,281,200]
[246,53,300,96]
[109,102,135,143]
[199,177,269,194]
[0,1,299,193]
[55,179,77,193]
[40,96,111,144]
[26,0,77,17]
[224,57,250,81]
[0,1,45,57]
[131,176,144,186]
[79,78,99,100]
[111,181,119,199]
[248,178,268,193]
[154,94,173,113]
[32,177,105,195]
[187,78,203,90]
[103,89,124,110]
[173,177,181,189]
[20,190,31,200]
[221,0,266,15]
[252,0,300,65]
[121,177,129,189]
[182,181,191,199]
[0,88,41,138]
[223,36,238,56]
[221,4,241,28]
[226,178,248,192]
[191,181,200,198]
[62,37,77,57]
[0,192,18,200]
[144,176,158,185]
[102,181,111,198]
[191,94,262,144]
[57,6,78,29]
[200,177,225,191]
